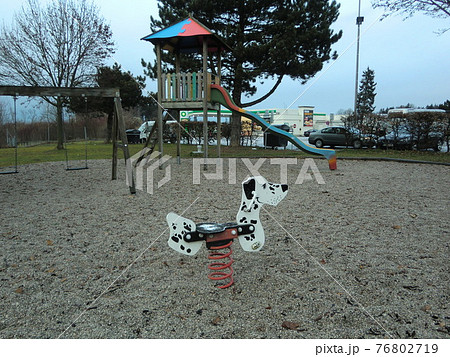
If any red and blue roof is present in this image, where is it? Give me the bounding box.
[141,17,231,53]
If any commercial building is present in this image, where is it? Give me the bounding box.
[181,106,345,136]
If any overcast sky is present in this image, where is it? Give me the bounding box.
[1,0,449,115]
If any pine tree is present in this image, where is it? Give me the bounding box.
[357,67,377,117]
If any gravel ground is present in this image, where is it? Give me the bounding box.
[0,158,449,339]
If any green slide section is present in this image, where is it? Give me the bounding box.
[210,84,337,170]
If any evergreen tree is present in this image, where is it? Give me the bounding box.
[143,0,342,145]
[69,63,146,142]
[357,67,377,117]
[344,67,377,135]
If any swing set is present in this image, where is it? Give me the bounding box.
[0,85,136,193]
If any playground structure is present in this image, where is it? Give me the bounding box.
[0,86,136,193]
[141,17,337,170]
[167,176,289,289]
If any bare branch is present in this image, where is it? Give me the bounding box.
[242,75,284,108]
[372,0,450,19]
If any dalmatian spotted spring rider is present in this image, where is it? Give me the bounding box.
[166,176,288,288]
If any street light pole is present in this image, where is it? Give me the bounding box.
[354,0,364,123]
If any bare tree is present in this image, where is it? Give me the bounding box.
[372,0,450,32]
[0,0,115,149]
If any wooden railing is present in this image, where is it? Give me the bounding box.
[161,72,220,102]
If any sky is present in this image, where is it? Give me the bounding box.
[1,0,449,115]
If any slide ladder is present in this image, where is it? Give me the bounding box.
[210,84,336,170]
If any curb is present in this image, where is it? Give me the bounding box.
[333,157,450,166]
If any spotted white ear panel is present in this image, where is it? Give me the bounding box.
[236,203,265,252]
[240,177,257,211]
[166,212,202,256]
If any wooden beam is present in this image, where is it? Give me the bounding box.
[161,101,219,110]
[0,86,119,98]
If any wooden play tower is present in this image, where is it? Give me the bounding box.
[141,17,232,160]
[141,17,337,170]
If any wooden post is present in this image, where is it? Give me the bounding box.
[202,39,208,170]
[156,43,164,163]
[175,110,181,164]
[161,74,166,101]
[217,49,222,158]
[56,96,64,150]
[112,101,118,180]
[175,51,181,101]
[115,97,136,194]
[175,51,182,164]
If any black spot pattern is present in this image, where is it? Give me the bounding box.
[183,222,192,231]
[243,234,255,241]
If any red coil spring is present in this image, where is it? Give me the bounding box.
[207,241,234,289]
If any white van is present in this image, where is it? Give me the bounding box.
[138,121,155,142]
[138,120,180,143]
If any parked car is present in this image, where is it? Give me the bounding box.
[125,129,141,144]
[303,129,317,137]
[308,127,364,149]
[377,126,442,151]
[350,129,378,148]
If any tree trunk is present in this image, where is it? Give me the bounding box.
[105,110,114,143]
[56,97,64,150]
[230,63,243,146]
[230,111,241,146]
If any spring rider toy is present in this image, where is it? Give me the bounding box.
[166,176,288,288]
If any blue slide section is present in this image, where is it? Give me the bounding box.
[210,84,337,170]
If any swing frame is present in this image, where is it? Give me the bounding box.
[0,85,136,193]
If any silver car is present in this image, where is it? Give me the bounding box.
[308,127,363,149]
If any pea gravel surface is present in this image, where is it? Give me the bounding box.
[0,158,449,339]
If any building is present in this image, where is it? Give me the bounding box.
[181,106,345,136]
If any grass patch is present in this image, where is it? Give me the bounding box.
[336,148,450,163]
[0,141,448,168]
